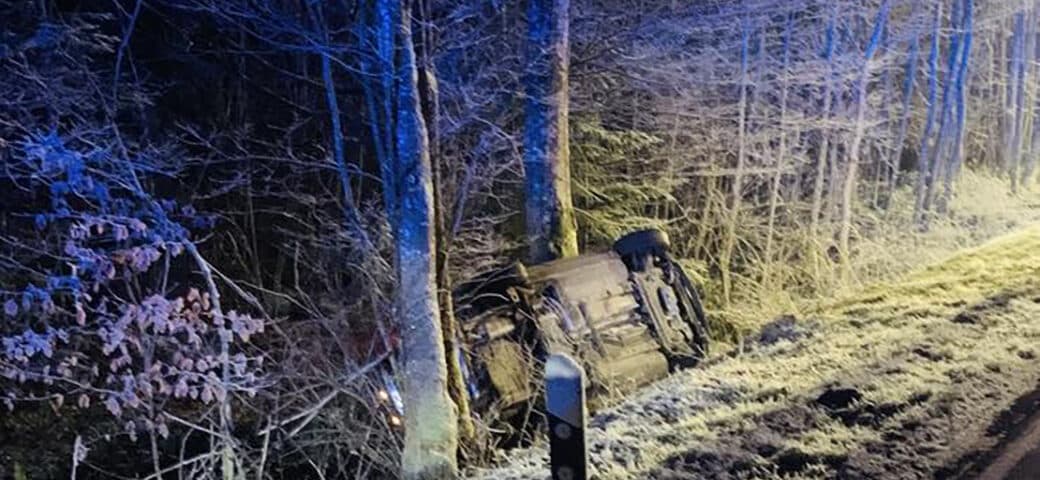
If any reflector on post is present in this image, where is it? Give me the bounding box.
[545,353,588,480]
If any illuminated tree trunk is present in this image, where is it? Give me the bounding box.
[719,21,752,303]
[810,5,838,282]
[940,0,974,211]
[720,19,750,306]
[413,0,474,443]
[840,0,889,275]
[1017,7,1039,188]
[873,28,894,209]
[1007,11,1027,192]
[763,13,793,287]
[992,24,1008,168]
[321,48,371,250]
[524,0,579,264]
[888,2,920,203]
[386,1,459,477]
[923,0,965,218]
[914,1,943,225]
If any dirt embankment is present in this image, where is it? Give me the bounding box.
[470,226,1040,479]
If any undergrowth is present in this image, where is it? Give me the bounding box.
[706,168,1040,349]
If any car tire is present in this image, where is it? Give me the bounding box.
[684,285,710,356]
[613,229,671,258]
[676,267,710,358]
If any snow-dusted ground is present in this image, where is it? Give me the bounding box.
[470,370,746,479]
[469,227,1040,479]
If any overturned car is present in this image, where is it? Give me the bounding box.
[376,229,710,429]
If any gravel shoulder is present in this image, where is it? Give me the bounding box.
[469,225,1040,479]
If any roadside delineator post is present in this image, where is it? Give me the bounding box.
[545,353,588,480]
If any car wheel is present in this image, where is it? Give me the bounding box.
[613,229,671,258]
[676,266,710,358]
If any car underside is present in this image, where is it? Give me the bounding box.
[451,229,710,427]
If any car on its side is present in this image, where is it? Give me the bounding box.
[373,229,710,430]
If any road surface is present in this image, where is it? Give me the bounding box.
[972,389,1040,480]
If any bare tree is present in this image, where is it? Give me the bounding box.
[383,0,459,477]
[940,0,975,211]
[762,11,797,288]
[810,3,840,279]
[840,0,889,274]
[719,18,752,306]
[414,0,476,444]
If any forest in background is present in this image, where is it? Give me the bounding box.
[4,0,1040,478]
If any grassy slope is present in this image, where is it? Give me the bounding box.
[472,225,1040,479]
[719,171,1040,341]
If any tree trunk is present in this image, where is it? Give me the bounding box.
[524,0,579,264]
[413,0,475,444]
[840,0,889,277]
[321,52,372,250]
[720,19,751,306]
[873,24,894,209]
[888,1,920,203]
[763,13,793,287]
[1008,11,1027,192]
[366,0,402,216]
[1017,7,1039,187]
[992,26,1007,169]
[810,5,838,283]
[914,0,943,225]
[922,0,964,219]
[940,0,974,211]
[390,1,459,478]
